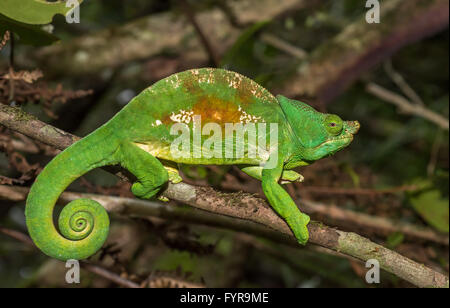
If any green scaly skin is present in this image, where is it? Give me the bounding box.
[26,68,360,260]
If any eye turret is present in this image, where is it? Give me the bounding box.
[324,115,343,136]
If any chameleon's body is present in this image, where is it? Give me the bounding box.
[26,68,359,260]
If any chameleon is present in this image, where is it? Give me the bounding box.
[25,68,360,261]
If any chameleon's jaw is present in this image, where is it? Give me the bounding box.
[322,121,359,146]
[321,121,360,145]
[327,120,359,144]
[304,120,359,160]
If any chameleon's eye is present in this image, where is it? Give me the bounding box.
[325,115,343,136]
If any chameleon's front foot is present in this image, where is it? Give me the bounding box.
[158,195,170,202]
[288,212,311,245]
[280,170,304,185]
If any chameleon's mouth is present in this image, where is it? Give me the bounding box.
[333,121,359,141]
[321,134,353,146]
[316,121,359,148]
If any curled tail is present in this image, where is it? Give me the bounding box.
[26,128,120,261]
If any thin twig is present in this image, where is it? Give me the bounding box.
[8,34,15,103]
[301,185,419,196]
[0,226,34,246]
[0,31,10,51]
[366,82,449,130]
[179,0,220,67]
[427,128,444,176]
[0,104,448,288]
[300,199,448,246]
[384,60,424,107]
[80,263,140,288]
[215,0,246,28]
[260,33,308,60]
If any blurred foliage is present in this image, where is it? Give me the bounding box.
[0,0,448,288]
[0,0,85,46]
[408,179,449,233]
[0,14,60,46]
[386,232,405,249]
[0,0,82,25]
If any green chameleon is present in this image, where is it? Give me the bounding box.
[26,68,359,261]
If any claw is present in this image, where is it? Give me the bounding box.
[158,196,170,202]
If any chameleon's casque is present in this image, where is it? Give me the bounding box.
[25,68,359,260]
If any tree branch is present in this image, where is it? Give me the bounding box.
[1,183,447,253]
[366,82,449,130]
[300,199,448,246]
[220,180,448,245]
[276,0,449,103]
[0,104,448,288]
[179,0,220,67]
[0,227,141,288]
[30,0,301,76]
[383,60,425,107]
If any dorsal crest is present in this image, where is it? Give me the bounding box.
[277,95,316,114]
[153,68,278,105]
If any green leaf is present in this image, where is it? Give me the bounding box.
[386,232,404,249]
[0,14,59,46]
[220,20,270,73]
[409,180,449,233]
[0,0,82,25]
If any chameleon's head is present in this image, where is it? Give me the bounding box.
[277,95,360,162]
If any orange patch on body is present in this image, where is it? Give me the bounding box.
[158,68,277,126]
[192,96,241,125]
[159,95,242,126]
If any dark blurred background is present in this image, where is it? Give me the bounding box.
[0,0,448,288]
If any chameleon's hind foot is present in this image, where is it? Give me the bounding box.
[131,182,162,199]
[120,143,169,200]
[155,166,181,202]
